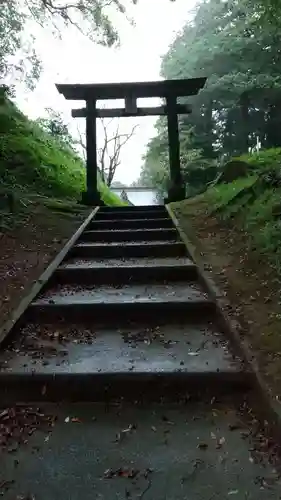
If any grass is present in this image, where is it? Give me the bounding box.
[187,148,281,274]
[0,89,123,207]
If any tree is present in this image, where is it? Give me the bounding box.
[161,0,281,155]
[0,0,135,92]
[36,108,74,148]
[98,118,138,186]
[0,1,41,91]
[111,180,126,187]
[73,117,137,186]
[142,0,281,197]
[20,0,137,47]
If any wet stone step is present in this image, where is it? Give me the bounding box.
[0,321,243,376]
[69,241,186,259]
[99,205,165,212]
[1,401,281,499]
[28,282,215,323]
[95,210,169,220]
[61,256,194,268]
[34,282,210,306]
[79,228,179,243]
[75,240,180,247]
[88,218,174,230]
[54,262,198,285]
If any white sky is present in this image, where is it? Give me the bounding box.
[16,0,196,184]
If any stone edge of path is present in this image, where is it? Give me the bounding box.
[167,203,281,446]
[0,207,99,347]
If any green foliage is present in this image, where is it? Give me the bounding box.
[208,176,258,211]
[35,109,74,148]
[0,91,122,206]
[161,0,281,156]
[139,118,218,198]
[0,1,41,90]
[239,148,281,168]
[204,148,281,272]
[0,0,144,90]
[141,0,281,197]
[23,0,139,46]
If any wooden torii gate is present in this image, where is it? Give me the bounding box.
[56,78,207,205]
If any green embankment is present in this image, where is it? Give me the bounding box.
[178,148,281,272]
[0,91,123,206]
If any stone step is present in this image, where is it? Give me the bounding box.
[53,263,198,285]
[79,228,178,243]
[99,205,165,212]
[88,218,174,230]
[61,256,194,268]
[34,281,210,306]
[28,282,215,322]
[0,371,251,404]
[0,321,244,380]
[2,400,280,500]
[69,241,187,259]
[95,210,168,220]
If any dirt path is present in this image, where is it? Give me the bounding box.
[172,198,281,403]
[0,197,90,329]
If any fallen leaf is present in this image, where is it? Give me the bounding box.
[103,467,139,479]
[228,423,241,431]
[162,415,174,425]
[197,442,208,450]
[118,468,138,479]
[103,468,114,479]
[218,437,226,446]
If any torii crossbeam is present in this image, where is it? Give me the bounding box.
[56,78,207,205]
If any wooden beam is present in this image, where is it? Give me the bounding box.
[56,78,207,100]
[71,104,192,119]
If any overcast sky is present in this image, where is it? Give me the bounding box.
[16,0,196,184]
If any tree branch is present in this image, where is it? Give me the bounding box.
[98,118,138,186]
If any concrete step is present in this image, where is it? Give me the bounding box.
[0,320,244,380]
[88,218,174,230]
[69,241,187,259]
[53,262,198,285]
[99,205,165,212]
[79,228,178,243]
[1,400,280,499]
[95,210,168,220]
[28,282,215,322]
[61,256,194,268]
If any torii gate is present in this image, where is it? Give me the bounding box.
[56,78,207,205]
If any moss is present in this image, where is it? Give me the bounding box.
[177,148,281,275]
[0,91,123,206]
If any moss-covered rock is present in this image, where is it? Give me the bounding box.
[215,160,249,184]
